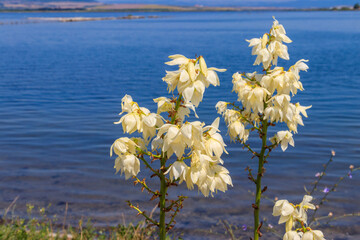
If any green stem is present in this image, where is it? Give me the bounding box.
[159,156,167,240]
[159,94,183,239]
[254,120,268,240]
[170,94,183,123]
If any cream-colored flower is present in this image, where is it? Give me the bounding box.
[165,160,188,182]
[302,230,325,240]
[273,199,297,232]
[271,130,294,151]
[297,195,316,224]
[163,55,225,107]
[283,231,301,240]
[153,97,174,114]
[215,101,229,115]
[271,17,292,44]
[295,103,311,118]
[110,137,138,157]
[204,117,228,158]
[245,86,270,113]
[165,54,190,66]
[158,124,187,158]
[114,154,140,180]
[208,164,233,194]
[142,113,164,143]
[180,121,204,149]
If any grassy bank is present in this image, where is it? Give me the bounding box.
[0,203,156,240]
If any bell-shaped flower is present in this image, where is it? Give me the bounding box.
[188,150,212,187]
[297,195,316,224]
[158,124,187,158]
[215,101,228,115]
[110,137,138,157]
[142,113,164,143]
[162,70,181,92]
[199,56,208,76]
[228,120,246,142]
[114,154,140,180]
[264,105,283,123]
[203,117,228,158]
[271,130,294,151]
[271,17,292,44]
[151,136,163,151]
[283,231,301,240]
[208,164,233,194]
[165,54,190,66]
[273,199,297,232]
[120,94,135,114]
[180,121,204,149]
[302,230,325,240]
[163,55,225,107]
[268,40,289,64]
[295,103,311,118]
[165,160,188,182]
[245,86,270,114]
[131,137,146,151]
[153,97,174,114]
[273,199,295,222]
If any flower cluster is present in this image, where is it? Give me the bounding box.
[163,54,226,107]
[273,195,326,240]
[216,17,311,151]
[111,55,232,197]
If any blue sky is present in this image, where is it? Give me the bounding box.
[99,0,358,8]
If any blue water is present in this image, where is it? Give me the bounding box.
[0,11,359,239]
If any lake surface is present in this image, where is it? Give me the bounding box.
[0,11,359,239]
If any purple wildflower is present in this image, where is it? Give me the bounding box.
[242,224,247,231]
[348,171,353,179]
[323,187,330,193]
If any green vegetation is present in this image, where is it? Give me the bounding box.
[355,3,360,9]
[0,204,155,240]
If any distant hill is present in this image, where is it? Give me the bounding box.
[0,0,101,10]
[0,0,95,2]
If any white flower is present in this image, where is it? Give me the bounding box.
[297,195,316,224]
[296,103,311,118]
[199,56,208,76]
[204,117,228,158]
[151,136,163,151]
[120,94,135,113]
[271,17,292,44]
[180,121,204,149]
[110,137,138,157]
[273,199,295,222]
[153,97,174,114]
[114,154,140,180]
[228,121,245,142]
[215,101,228,115]
[283,231,301,240]
[273,199,298,232]
[158,124,187,158]
[208,165,233,194]
[162,55,225,107]
[165,161,188,182]
[188,150,212,188]
[165,54,190,66]
[142,113,164,143]
[271,130,294,151]
[302,230,325,240]
[162,70,181,92]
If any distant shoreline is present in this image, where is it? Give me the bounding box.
[0,3,359,13]
[0,9,359,13]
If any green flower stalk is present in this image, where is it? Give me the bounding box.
[216,17,311,239]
